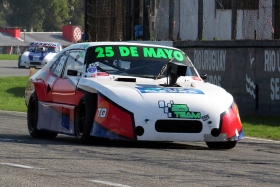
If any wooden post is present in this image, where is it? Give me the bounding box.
[29,67,35,76]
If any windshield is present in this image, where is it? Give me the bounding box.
[85,45,198,78]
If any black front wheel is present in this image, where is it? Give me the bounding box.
[205,141,237,150]
[27,92,58,139]
[75,93,108,144]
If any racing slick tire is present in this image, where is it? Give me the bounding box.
[75,93,108,144]
[27,92,58,139]
[205,141,237,150]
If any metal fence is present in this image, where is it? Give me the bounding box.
[0,46,27,55]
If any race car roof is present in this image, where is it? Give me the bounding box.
[29,41,62,47]
[65,41,176,51]
[60,41,192,67]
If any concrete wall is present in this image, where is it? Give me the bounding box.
[175,40,280,116]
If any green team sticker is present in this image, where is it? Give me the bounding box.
[94,46,184,62]
[171,104,201,119]
[159,100,201,119]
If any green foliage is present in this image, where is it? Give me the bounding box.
[0,0,84,31]
[0,0,7,26]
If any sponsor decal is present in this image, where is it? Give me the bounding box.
[93,46,185,62]
[201,114,210,121]
[97,108,107,118]
[30,42,60,47]
[135,86,204,94]
[47,76,56,87]
[95,101,109,124]
[87,63,98,77]
[158,100,201,119]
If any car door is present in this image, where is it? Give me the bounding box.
[51,50,84,105]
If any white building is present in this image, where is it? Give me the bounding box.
[150,0,274,41]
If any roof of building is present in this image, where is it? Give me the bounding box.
[0,32,73,47]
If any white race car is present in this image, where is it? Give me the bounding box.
[25,42,244,149]
[18,41,62,68]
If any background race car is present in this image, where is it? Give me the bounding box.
[18,41,62,68]
[25,42,244,149]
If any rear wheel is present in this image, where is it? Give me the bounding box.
[205,141,237,150]
[75,93,108,144]
[27,92,58,139]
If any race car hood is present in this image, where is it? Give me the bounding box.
[78,76,233,120]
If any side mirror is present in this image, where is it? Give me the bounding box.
[166,62,188,86]
[200,73,207,80]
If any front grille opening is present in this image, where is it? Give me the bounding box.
[155,120,202,133]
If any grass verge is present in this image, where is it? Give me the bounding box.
[0,54,20,60]
[0,76,29,112]
[0,76,279,141]
[241,115,280,141]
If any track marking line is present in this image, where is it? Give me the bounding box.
[88,180,132,187]
[0,163,45,169]
[245,137,280,143]
[0,138,25,142]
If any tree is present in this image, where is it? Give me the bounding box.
[5,0,84,32]
[43,0,71,31]
[68,0,85,28]
[2,0,84,31]
[0,0,8,27]
[7,0,46,31]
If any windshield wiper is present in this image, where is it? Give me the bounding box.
[155,57,174,80]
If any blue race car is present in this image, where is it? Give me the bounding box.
[18,41,62,68]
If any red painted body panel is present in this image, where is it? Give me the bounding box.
[95,95,135,139]
[52,79,76,105]
[33,80,49,102]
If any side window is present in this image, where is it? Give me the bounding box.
[50,53,68,77]
[64,50,85,76]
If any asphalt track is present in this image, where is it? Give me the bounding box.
[0,61,280,186]
[0,60,33,77]
[0,110,280,187]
